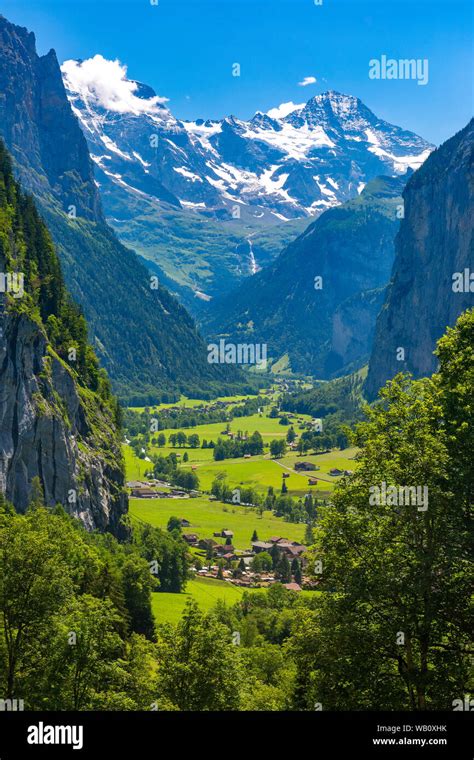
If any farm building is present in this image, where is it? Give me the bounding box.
[277,542,307,558]
[294,461,316,471]
[130,484,166,498]
[198,538,219,551]
[216,544,235,556]
[252,541,273,554]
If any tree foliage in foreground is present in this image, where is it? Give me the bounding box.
[290,309,473,710]
[0,312,471,711]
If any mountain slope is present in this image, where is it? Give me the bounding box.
[61,56,433,309]
[365,119,474,398]
[0,15,241,402]
[62,57,432,220]
[203,174,408,378]
[0,140,126,533]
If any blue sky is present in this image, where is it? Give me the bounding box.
[2,0,472,144]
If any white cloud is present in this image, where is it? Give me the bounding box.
[298,76,317,87]
[61,55,169,115]
[266,101,305,119]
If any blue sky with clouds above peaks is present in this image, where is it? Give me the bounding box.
[2,0,472,144]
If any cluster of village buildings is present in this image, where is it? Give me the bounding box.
[126,480,200,499]
[181,526,309,591]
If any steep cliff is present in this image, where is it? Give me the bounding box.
[365,120,474,398]
[0,140,127,533]
[0,15,241,403]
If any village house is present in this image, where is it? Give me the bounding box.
[198,538,219,551]
[183,533,199,545]
[294,461,316,471]
[252,541,273,554]
[180,518,191,527]
[283,582,302,592]
[129,484,167,498]
[126,481,143,489]
[221,529,234,539]
[215,543,235,556]
[308,477,318,486]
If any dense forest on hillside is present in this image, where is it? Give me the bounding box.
[281,373,366,449]
[1,311,471,710]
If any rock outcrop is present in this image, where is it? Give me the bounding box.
[0,139,126,534]
[0,14,239,402]
[365,120,474,398]
[0,309,127,533]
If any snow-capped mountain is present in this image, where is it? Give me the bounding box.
[61,56,433,222]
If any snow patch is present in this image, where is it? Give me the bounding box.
[174,167,203,182]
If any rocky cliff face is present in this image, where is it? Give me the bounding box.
[365,120,474,399]
[0,308,127,533]
[0,138,127,534]
[0,18,99,219]
[0,15,239,402]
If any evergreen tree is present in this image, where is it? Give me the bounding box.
[304,522,315,546]
[276,555,291,583]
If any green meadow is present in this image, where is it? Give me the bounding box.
[150,576,320,625]
[154,411,304,444]
[129,392,275,414]
[151,577,247,625]
[129,495,306,549]
[123,445,151,480]
[124,430,358,498]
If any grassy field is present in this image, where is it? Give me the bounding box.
[151,577,247,625]
[124,434,358,498]
[152,412,305,446]
[129,495,306,549]
[129,392,275,414]
[151,577,321,625]
[123,445,151,480]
